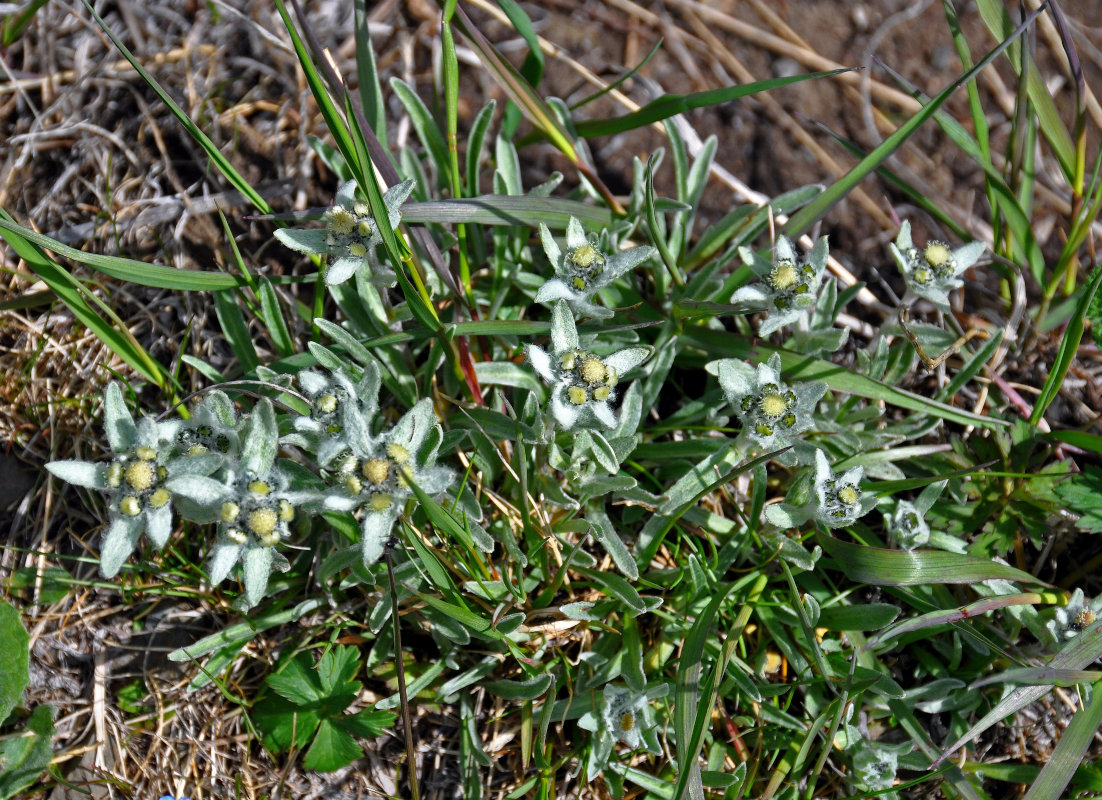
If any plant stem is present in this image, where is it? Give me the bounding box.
[386,547,420,800]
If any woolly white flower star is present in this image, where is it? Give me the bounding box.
[765,450,878,530]
[889,221,985,311]
[45,383,223,577]
[708,352,825,452]
[1046,588,1102,642]
[274,179,415,287]
[322,398,453,567]
[527,301,651,430]
[534,217,654,319]
[733,236,829,335]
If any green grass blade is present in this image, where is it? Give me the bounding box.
[390,78,451,184]
[213,290,260,375]
[817,535,1045,587]
[1,0,49,46]
[1021,680,1102,800]
[574,69,853,138]
[783,5,1044,237]
[257,277,295,358]
[0,212,168,388]
[80,0,271,214]
[974,0,1076,179]
[353,0,387,150]
[168,599,324,662]
[401,196,613,229]
[0,216,240,291]
[1030,263,1102,425]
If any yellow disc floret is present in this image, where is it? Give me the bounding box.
[221,502,241,523]
[225,527,248,545]
[569,243,602,269]
[386,443,411,464]
[923,242,951,268]
[362,458,391,485]
[837,485,859,506]
[135,447,157,461]
[124,460,156,492]
[369,493,393,512]
[316,393,339,414]
[149,488,171,509]
[106,463,123,488]
[768,260,799,291]
[278,499,295,522]
[329,207,356,236]
[620,712,636,732]
[593,386,611,402]
[119,496,142,516]
[246,507,278,539]
[248,480,271,496]
[567,386,589,405]
[348,241,367,258]
[580,357,607,385]
[758,390,789,419]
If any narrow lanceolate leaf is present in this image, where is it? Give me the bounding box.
[241,399,278,475]
[817,536,1046,587]
[574,69,853,137]
[1021,680,1102,800]
[870,593,1046,647]
[401,197,613,229]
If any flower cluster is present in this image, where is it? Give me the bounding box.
[765,450,878,530]
[708,352,825,454]
[578,683,664,779]
[1046,589,1102,642]
[275,179,415,287]
[528,300,650,430]
[534,217,655,319]
[733,235,829,334]
[889,221,985,311]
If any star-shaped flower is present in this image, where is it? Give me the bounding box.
[889,221,985,311]
[578,683,664,778]
[322,398,453,567]
[533,217,654,319]
[527,300,651,430]
[274,179,415,287]
[883,480,945,550]
[1046,588,1102,642]
[765,449,878,529]
[733,236,829,335]
[708,353,825,452]
[45,383,222,577]
[288,365,379,467]
[204,398,317,608]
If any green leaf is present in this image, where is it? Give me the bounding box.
[484,674,553,700]
[258,277,295,358]
[817,535,1045,587]
[266,652,323,706]
[213,290,260,375]
[816,603,900,631]
[575,69,853,137]
[336,709,396,739]
[254,693,320,753]
[0,601,30,725]
[303,718,364,772]
[317,645,360,697]
[0,704,55,800]
[1054,466,1102,531]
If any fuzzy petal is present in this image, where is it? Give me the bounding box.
[603,244,655,282]
[895,221,914,251]
[325,256,362,286]
[335,180,358,207]
[565,216,587,250]
[242,399,278,476]
[953,240,986,271]
[165,475,231,506]
[603,346,651,376]
[46,460,104,490]
[731,285,770,306]
[774,236,797,264]
[538,223,562,269]
[526,345,556,383]
[550,392,581,429]
[242,543,274,608]
[534,279,578,305]
[297,370,328,396]
[100,515,143,578]
[145,502,173,548]
[360,511,397,566]
[208,539,243,585]
[591,402,617,429]
[414,466,455,495]
[549,300,579,353]
[103,382,137,452]
[323,494,362,512]
[274,228,329,256]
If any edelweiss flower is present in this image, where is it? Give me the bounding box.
[289,365,379,467]
[45,383,222,577]
[708,353,825,451]
[1046,588,1102,642]
[889,221,985,311]
[204,399,316,608]
[765,449,878,530]
[578,683,663,776]
[527,301,651,430]
[322,398,453,566]
[174,390,241,459]
[274,179,415,287]
[883,480,944,550]
[733,236,829,335]
[533,217,654,319]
